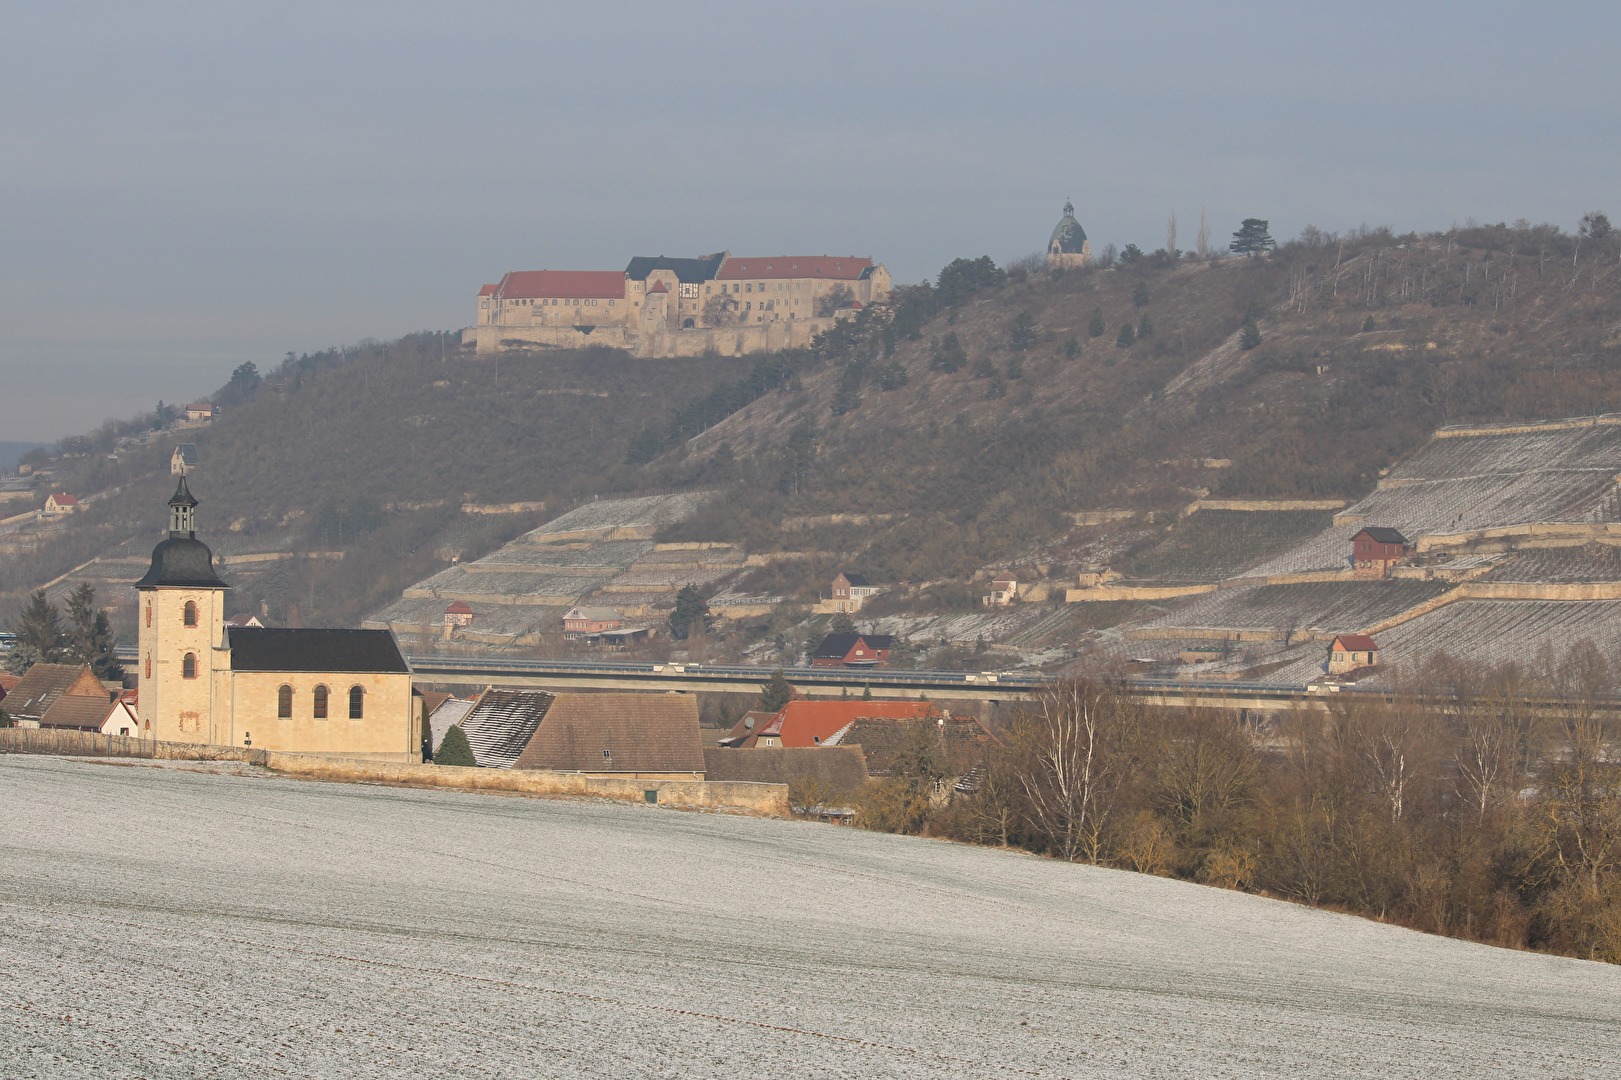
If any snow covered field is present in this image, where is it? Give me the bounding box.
[3,757,1619,1078]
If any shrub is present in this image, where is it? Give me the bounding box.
[436,725,475,767]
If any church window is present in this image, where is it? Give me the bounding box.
[146,604,152,628]
[348,685,365,719]
[182,653,197,679]
[183,600,198,627]
[278,685,293,718]
[313,685,329,720]
[145,656,151,679]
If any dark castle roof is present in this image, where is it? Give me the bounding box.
[623,254,726,283]
[227,628,409,674]
[134,537,228,589]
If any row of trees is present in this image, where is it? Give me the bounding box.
[864,654,1621,963]
[5,585,124,680]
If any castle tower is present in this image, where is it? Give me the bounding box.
[1046,199,1092,269]
[135,477,229,744]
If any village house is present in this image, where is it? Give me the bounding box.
[2,662,111,728]
[1328,634,1380,675]
[223,613,265,629]
[828,572,880,613]
[41,492,78,517]
[453,687,704,778]
[1351,527,1411,577]
[562,606,623,637]
[443,600,475,630]
[983,573,1019,607]
[170,444,198,476]
[184,402,214,423]
[718,699,943,749]
[810,632,895,669]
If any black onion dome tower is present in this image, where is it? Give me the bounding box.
[134,476,228,589]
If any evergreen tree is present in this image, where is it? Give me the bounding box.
[65,583,123,681]
[6,590,67,675]
[1137,314,1154,339]
[1229,218,1276,256]
[830,611,856,634]
[972,356,997,379]
[1239,318,1263,350]
[668,585,708,641]
[1132,281,1150,307]
[0,706,11,728]
[1088,308,1106,338]
[1062,336,1080,359]
[862,685,873,701]
[1119,244,1144,264]
[760,669,793,712]
[930,332,967,373]
[1006,355,1024,380]
[1009,312,1037,352]
[436,725,475,767]
[1115,323,1137,349]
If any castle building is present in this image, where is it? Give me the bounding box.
[1046,200,1092,269]
[135,478,419,760]
[468,251,891,357]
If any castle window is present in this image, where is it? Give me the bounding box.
[182,653,197,679]
[278,685,292,718]
[349,686,365,719]
[183,601,197,627]
[313,685,329,720]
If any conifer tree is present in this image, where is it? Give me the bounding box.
[1088,308,1106,338]
[65,583,123,681]
[760,669,793,712]
[6,590,67,675]
[436,725,475,767]
[1239,318,1263,350]
[1229,218,1276,256]
[1115,323,1137,349]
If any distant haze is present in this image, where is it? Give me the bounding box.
[5,1,1618,440]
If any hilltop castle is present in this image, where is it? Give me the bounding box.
[465,251,891,358]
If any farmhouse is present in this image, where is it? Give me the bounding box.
[1328,634,1380,674]
[984,573,1019,607]
[41,492,78,517]
[562,606,624,636]
[828,572,880,613]
[718,699,942,748]
[1351,527,1411,577]
[170,444,198,476]
[134,478,420,761]
[810,632,895,669]
[454,687,704,777]
[2,662,110,728]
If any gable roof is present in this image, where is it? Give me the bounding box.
[460,689,555,768]
[427,696,476,753]
[702,746,869,792]
[445,600,474,615]
[223,613,263,628]
[811,632,896,660]
[1332,634,1379,652]
[716,256,875,281]
[226,628,409,674]
[1353,527,1409,545]
[759,699,941,748]
[477,283,498,297]
[513,692,704,773]
[46,492,78,506]
[564,606,621,622]
[836,572,872,587]
[494,270,625,301]
[0,672,19,704]
[624,254,725,283]
[171,444,198,465]
[39,694,118,731]
[4,663,104,723]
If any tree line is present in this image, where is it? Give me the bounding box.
[4,584,125,681]
[857,650,1621,964]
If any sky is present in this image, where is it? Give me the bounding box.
[3,1,1618,442]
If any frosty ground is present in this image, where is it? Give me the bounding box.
[2,757,1618,1078]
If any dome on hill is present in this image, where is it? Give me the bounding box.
[1049,200,1088,254]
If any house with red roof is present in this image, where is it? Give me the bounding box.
[718,699,943,749]
[41,492,78,517]
[1350,527,1410,577]
[1328,634,1380,675]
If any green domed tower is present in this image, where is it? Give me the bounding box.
[1046,200,1092,268]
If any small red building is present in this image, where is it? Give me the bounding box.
[444,600,475,628]
[562,606,624,636]
[1350,527,1410,577]
[1328,634,1380,674]
[810,632,894,668]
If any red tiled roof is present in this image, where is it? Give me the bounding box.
[186,402,212,412]
[47,492,78,505]
[495,270,625,300]
[716,256,873,281]
[1332,634,1378,652]
[648,280,669,294]
[772,700,941,748]
[478,283,498,297]
[445,600,474,615]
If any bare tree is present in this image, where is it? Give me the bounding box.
[1167,211,1178,261]
[1010,679,1137,862]
[1196,207,1211,260]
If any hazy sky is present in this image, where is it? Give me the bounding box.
[4,1,1618,441]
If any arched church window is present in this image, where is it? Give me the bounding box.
[277,685,293,719]
[183,601,198,627]
[146,604,152,628]
[182,653,197,679]
[348,685,365,720]
[145,656,151,679]
[313,685,329,720]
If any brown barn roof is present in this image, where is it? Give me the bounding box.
[514,693,704,774]
[702,746,869,793]
[39,695,117,731]
[4,663,104,723]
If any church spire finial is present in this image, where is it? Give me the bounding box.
[168,475,199,538]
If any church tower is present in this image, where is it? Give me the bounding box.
[1046,200,1093,269]
[135,477,229,743]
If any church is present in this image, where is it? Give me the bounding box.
[134,478,421,761]
[1046,200,1092,269]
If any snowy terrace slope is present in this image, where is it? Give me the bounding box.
[4,757,1619,1079]
[1357,598,1621,685]
[1134,580,1452,639]
[1246,418,1621,576]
